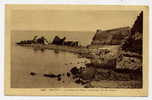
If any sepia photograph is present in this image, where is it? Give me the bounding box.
[5,5,149,96]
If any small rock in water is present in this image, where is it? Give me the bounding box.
[57,77,61,81]
[67,72,71,77]
[57,74,61,77]
[70,67,80,75]
[30,72,36,76]
[43,74,57,78]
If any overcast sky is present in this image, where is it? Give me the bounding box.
[10,9,140,31]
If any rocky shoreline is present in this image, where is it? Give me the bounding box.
[22,43,142,88]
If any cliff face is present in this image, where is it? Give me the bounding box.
[121,11,143,54]
[91,27,130,45]
[116,11,143,70]
[90,11,143,71]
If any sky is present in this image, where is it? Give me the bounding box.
[10,9,140,31]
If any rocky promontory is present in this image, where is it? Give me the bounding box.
[91,27,130,45]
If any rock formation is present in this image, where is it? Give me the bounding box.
[52,36,79,47]
[91,27,130,45]
[116,11,143,70]
[16,36,48,45]
[52,36,66,45]
[121,11,143,54]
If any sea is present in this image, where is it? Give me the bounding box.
[11,30,95,88]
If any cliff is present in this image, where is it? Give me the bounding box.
[116,11,143,70]
[121,11,143,54]
[91,27,130,45]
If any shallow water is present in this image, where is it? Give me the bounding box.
[11,45,91,88]
[11,31,94,88]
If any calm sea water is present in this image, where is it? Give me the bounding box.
[11,31,95,88]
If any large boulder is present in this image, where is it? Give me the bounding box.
[79,66,96,80]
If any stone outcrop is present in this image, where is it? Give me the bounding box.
[51,36,66,45]
[91,27,130,45]
[90,11,143,71]
[121,11,143,54]
[16,36,48,45]
[52,36,79,47]
[116,11,143,70]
